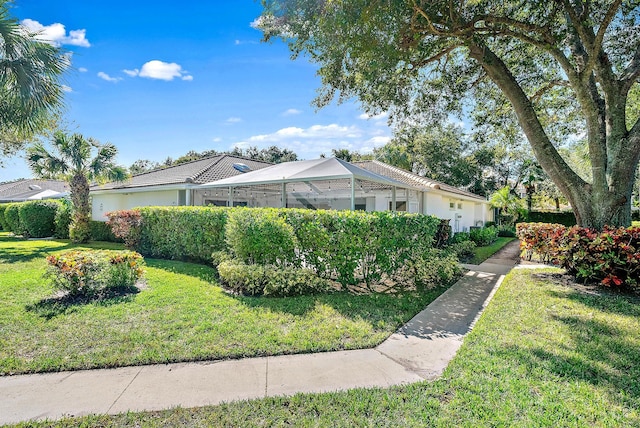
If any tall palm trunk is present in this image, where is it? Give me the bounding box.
[69,173,91,242]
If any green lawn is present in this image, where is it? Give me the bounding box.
[29,267,640,427]
[0,233,449,375]
[470,236,516,264]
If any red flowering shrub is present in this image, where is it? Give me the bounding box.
[106,210,142,249]
[517,223,640,290]
[45,250,145,296]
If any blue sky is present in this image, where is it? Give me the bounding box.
[1,0,392,181]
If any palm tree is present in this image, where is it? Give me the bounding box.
[27,131,127,242]
[0,2,68,161]
[490,186,524,226]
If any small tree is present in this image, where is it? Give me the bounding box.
[490,187,524,226]
[27,132,127,243]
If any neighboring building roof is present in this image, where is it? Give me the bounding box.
[353,160,487,202]
[200,157,414,189]
[92,155,273,191]
[0,179,69,202]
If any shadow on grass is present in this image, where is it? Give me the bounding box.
[25,285,140,320]
[0,235,125,264]
[147,256,450,328]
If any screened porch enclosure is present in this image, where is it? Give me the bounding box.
[195,178,421,212]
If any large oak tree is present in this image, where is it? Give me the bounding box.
[259,0,640,228]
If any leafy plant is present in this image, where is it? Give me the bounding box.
[517,222,640,290]
[45,250,145,296]
[106,210,142,249]
[470,226,499,246]
[217,259,330,297]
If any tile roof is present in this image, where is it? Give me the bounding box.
[0,179,69,201]
[92,155,273,190]
[353,160,487,201]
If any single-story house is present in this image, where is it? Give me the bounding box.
[91,155,493,231]
[199,157,493,232]
[0,179,69,203]
[90,155,272,221]
[354,161,493,232]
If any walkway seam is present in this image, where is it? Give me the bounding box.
[264,357,269,397]
[107,367,143,413]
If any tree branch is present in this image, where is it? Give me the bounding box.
[530,80,571,102]
[467,41,587,202]
[412,44,461,68]
[622,45,640,92]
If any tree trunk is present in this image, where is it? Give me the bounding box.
[69,173,91,243]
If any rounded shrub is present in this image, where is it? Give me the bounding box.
[18,200,59,238]
[4,203,24,235]
[45,249,145,296]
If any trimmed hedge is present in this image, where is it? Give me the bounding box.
[226,208,297,265]
[517,222,640,290]
[89,220,121,242]
[217,260,330,297]
[136,206,228,262]
[108,206,442,290]
[526,211,577,226]
[55,201,72,239]
[283,209,440,287]
[4,203,23,235]
[18,200,59,238]
[0,204,8,231]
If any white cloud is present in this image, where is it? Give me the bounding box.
[123,68,139,77]
[282,108,302,116]
[78,67,88,73]
[212,137,222,142]
[97,72,122,83]
[61,85,72,93]
[124,61,192,81]
[226,117,243,124]
[231,123,393,159]
[248,124,362,143]
[358,112,388,121]
[21,19,90,47]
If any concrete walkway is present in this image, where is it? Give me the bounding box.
[0,241,523,425]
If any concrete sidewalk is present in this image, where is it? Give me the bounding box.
[0,241,522,425]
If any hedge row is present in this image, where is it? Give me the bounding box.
[525,211,577,226]
[0,200,120,241]
[517,222,640,290]
[107,206,442,290]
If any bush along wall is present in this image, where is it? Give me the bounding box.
[517,222,640,290]
[108,206,228,262]
[0,203,9,231]
[4,203,24,235]
[89,220,122,242]
[526,210,577,226]
[18,200,60,238]
[107,206,444,295]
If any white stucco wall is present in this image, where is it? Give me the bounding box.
[92,190,179,221]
